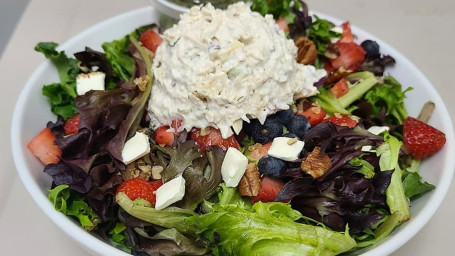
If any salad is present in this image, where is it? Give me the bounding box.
[26,1,447,255]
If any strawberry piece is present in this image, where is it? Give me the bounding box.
[276,16,290,33]
[338,22,353,43]
[251,177,285,204]
[190,127,240,151]
[403,116,446,159]
[27,127,62,165]
[249,142,272,161]
[63,114,80,135]
[298,104,327,126]
[330,78,349,98]
[116,178,163,206]
[139,29,162,53]
[155,126,175,146]
[323,113,358,128]
[330,42,366,71]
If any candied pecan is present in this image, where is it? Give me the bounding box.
[301,146,332,179]
[239,163,261,196]
[295,36,317,65]
[324,66,352,85]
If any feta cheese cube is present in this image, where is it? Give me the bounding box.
[367,126,390,135]
[267,137,305,161]
[121,132,150,165]
[155,174,186,210]
[221,147,248,187]
[76,71,105,95]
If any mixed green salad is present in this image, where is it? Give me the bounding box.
[27,1,446,255]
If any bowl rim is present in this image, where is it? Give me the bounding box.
[11,4,455,256]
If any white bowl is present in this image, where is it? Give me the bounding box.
[11,4,455,256]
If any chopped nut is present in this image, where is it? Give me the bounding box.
[239,163,261,196]
[199,127,211,136]
[134,75,149,91]
[151,165,164,180]
[121,159,153,181]
[294,36,317,65]
[287,137,298,145]
[301,147,332,179]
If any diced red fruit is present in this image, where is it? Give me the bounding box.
[27,128,62,165]
[155,126,174,146]
[338,22,353,43]
[249,142,272,160]
[403,116,446,159]
[190,127,241,151]
[330,78,349,98]
[323,60,335,73]
[139,29,162,53]
[63,114,80,135]
[276,16,290,33]
[251,177,285,204]
[330,42,366,71]
[323,114,358,128]
[116,178,163,206]
[298,104,327,126]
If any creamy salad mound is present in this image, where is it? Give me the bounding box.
[147,2,326,138]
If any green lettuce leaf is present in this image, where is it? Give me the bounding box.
[364,75,412,124]
[132,228,208,255]
[402,170,435,200]
[35,42,79,120]
[48,184,100,230]
[187,200,356,256]
[251,0,301,22]
[349,156,376,178]
[101,24,155,82]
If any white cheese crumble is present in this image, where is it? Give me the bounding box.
[76,71,105,96]
[121,132,151,165]
[221,147,248,187]
[267,137,305,161]
[154,174,186,210]
[147,3,326,138]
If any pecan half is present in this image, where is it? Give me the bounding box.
[301,146,332,178]
[295,36,317,65]
[324,66,352,85]
[239,163,261,196]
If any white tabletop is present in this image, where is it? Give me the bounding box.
[1,0,454,255]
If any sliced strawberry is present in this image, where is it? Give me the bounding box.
[248,142,272,161]
[323,113,358,128]
[63,114,80,135]
[403,117,446,159]
[251,177,285,204]
[298,104,327,126]
[190,127,240,151]
[154,126,175,146]
[139,29,162,53]
[27,128,62,165]
[330,78,349,98]
[330,42,366,71]
[116,178,163,206]
[276,16,290,33]
[338,22,353,43]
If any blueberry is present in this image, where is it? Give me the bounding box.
[258,156,287,177]
[288,115,310,139]
[250,117,283,144]
[361,40,380,59]
[272,108,295,127]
